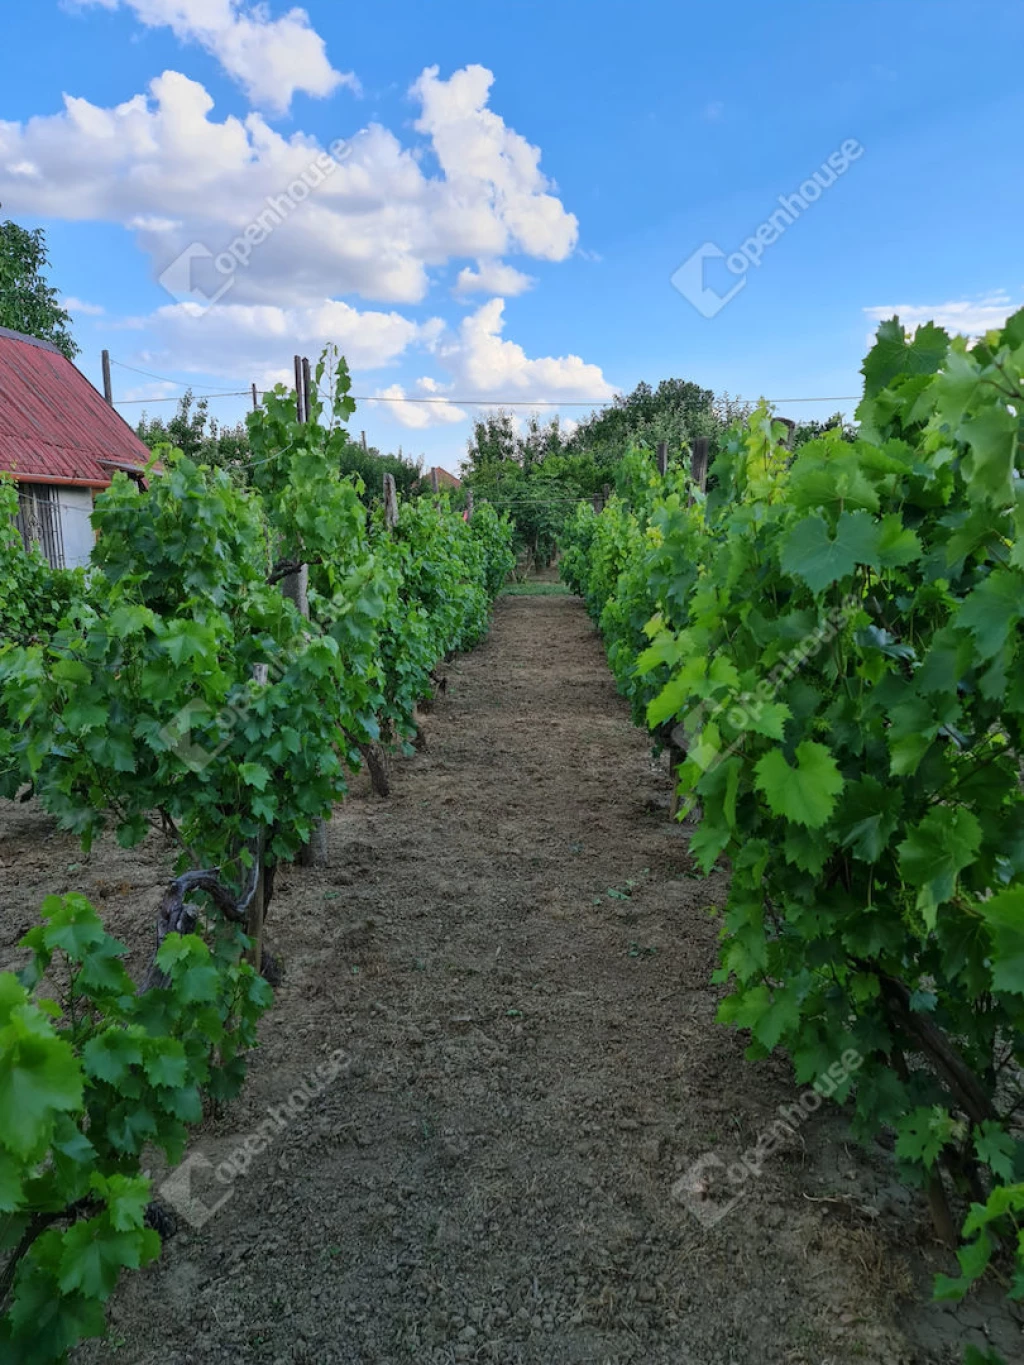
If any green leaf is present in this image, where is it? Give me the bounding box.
[753,741,844,828]
[238,762,270,791]
[81,1030,143,1086]
[0,978,83,1159]
[895,1105,954,1168]
[955,569,1023,661]
[897,807,982,929]
[975,888,1024,995]
[974,1122,1019,1181]
[38,894,106,959]
[780,512,878,592]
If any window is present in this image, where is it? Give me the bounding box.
[15,483,66,569]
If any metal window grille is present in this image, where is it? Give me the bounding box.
[14,484,66,569]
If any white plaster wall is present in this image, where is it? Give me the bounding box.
[57,486,97,568]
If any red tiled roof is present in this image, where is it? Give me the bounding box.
[0,326,152,488]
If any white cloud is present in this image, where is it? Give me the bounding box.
[61,295,105,315]
[0,65,578,309]
[374,381,467,430]
[434,298,615,402]
[453,259,535,298]
[371,299,616,430]
[412,65,578,262]
[863,291,1022,341]
[77,0,354,112]
[140,298,435,386]
[1,60,611,433]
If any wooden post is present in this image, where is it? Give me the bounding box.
[465,487,474,520]
[592,493,602,514]
[293,354,304,424]
[302,356,312,423]
[657,440,668,476]
[383,472,398,529]
[361,430,368,452]
[430,467,439,495]
[245,662,270,971]
[251,383,258,411]
[690,437,709,494]
[101,350,112,406]
[284,358,326,863]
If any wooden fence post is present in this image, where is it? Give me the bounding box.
[383,472,398,529]
[251,383,258,411]
[245,663,270,970]
[430,467,440,496]
[101,350,113,406]
[657,440,668,476]
[293,354,304,424]
[690,437,709,500]
[301,356,312,422]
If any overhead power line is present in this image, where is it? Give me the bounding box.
[107,354,859,411]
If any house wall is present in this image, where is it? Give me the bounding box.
[57,486,96,568]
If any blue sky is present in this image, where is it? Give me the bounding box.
[2,0,1021,472]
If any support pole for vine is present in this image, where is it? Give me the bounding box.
[293,354,304,424]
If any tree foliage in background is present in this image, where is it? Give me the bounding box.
[136,391,250,476]
[0,220,77,360]
[461,381,754,569]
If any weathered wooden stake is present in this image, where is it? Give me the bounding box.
[465,487,474,520]
[251,382,259,411]
[361,430,368,452]
[383,472,399,529]
[430,467,439,495]
[302,356,312,422]
[101,350,112,406]
[690,437,709,493]
[293,354,304,423]
[657,440,668,476]
[245,662,270,970]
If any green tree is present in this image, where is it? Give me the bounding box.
[136,391,250,475]
[0,219,77,360]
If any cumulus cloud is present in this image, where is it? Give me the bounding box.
[863,291,1022,341]
[435,298,614,402]
[370,299,616,429]
[0,56,610,421]
[374,379,467,430]
[413,65,577,263]
[453,259,535,298]
[77,0,353,111]
[138,298,436,386]
[0,65,576,310]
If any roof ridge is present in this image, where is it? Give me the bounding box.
[0,324,63,354]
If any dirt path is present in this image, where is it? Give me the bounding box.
[3,595,1017,1363]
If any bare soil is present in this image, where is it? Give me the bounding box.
[2,593,1020,1364]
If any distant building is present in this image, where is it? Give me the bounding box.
[0,326,151,568]
[421,465,462,492]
